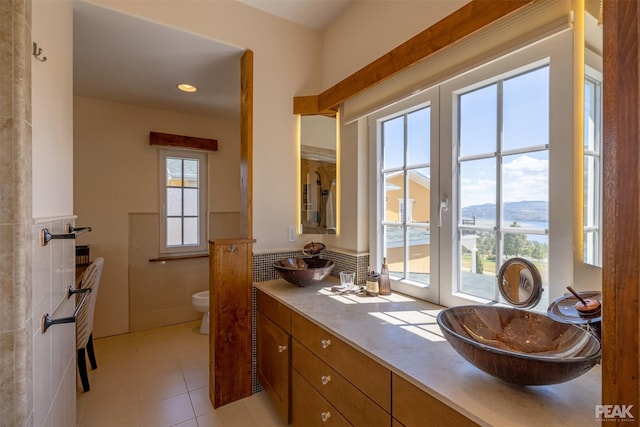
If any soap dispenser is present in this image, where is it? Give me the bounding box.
[378,257,391,296]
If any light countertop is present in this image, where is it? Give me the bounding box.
[254,279,601,427]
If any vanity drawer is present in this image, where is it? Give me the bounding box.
[257,289,291,333]
[392,374,479,427]
[291,312,391,412]
[291,369,350,427]
[292,339,391,426]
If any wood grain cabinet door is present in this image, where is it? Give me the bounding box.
[257,311,291,423]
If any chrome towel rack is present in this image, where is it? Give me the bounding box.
[41,286,91,334]
[40,223,92,246]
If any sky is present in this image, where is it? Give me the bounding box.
[382,64,550,209]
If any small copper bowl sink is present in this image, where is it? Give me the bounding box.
[273,257,335,287]
[437,305,601,385]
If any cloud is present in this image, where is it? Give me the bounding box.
[503,155,548,202]
[460,154,548,207]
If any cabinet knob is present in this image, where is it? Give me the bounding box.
[320,411,331,423]
[321,375,331,385]
[278,345,287,353]
[320,338,331,349]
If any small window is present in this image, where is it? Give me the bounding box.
[159,150,207,255]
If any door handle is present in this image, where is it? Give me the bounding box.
[438,197,448,227]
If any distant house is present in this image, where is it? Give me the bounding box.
[385,170,431,276]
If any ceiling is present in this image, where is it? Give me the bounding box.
[237,0,353,31]
[73,0,353,118]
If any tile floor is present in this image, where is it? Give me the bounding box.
[76,321,287,427]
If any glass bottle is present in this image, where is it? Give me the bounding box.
[378,257,391,296]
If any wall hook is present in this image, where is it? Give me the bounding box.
[32,42,47,62]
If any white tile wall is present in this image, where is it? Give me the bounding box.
[32,217,77,427]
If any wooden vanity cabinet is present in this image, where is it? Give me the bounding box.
[291,312,391,413]
[291,369,351,426]
[256,291,291,423]
[392,374,479,427]
[257,288,475,427]
[291,339,390,426]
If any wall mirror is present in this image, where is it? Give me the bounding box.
[583,1,603,267]
[300,115,337,234]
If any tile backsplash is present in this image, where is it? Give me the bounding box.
[253,249,369,285]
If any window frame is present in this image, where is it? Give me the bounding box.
[158,149,208,256]
[583,63,603,267]
[369,87,440,303]
[368,30,574,308]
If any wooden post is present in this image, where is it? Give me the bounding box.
[209,238,255,408]
[602,0,640,421]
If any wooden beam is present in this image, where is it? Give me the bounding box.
[602,0,640,420]
[149,131,218,151]
[240,50,254,240]
[293,95,337,117]
[293,0,532,115]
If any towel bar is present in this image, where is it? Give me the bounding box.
[41,287,92,334]
[40,224,92,246]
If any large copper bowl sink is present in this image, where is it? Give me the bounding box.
[273,257,335,287]
[437,305,601,385]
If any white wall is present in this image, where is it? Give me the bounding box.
[32,0,76,424]
[74,96,240,337]
[322,1,471,89]
[86,0,324,253]
[33,0,74,217]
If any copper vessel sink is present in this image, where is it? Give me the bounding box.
[273,257,335,287]
[437,305,601,385]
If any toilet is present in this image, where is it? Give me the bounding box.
[192,290,210,334]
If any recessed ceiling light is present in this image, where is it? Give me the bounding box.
[177,83,198,93]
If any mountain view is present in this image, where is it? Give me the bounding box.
[461,201,548,222]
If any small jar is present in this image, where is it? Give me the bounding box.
[366,272,379,296]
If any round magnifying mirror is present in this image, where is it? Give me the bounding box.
[497,257,543,308]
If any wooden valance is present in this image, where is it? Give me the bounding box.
[150,131,218,151]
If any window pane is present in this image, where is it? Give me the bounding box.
[184,188,198,216]
[459,84,497,157]
[183,218,198,245]
[167,188,182,216]
[584,230,599,265]
[502,66,549,151]
[459,230,496,300]
[584,80,599,152]
[407,107,430,165]
[407,167,430,223]
[166,158,182,187]
[384,224,404,277]
[501,151,548,228]
[584,155,599,227]
[167,218,182,246]
[407,225,430,285]
[384,172,404,222]
[183,159,199,188]
[383,116,404,169]
[460,158,496,228]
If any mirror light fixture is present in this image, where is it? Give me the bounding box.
[177,83,198,93]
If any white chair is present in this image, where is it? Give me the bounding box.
[76,257,104,392]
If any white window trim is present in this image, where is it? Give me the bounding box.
[158,149,208,256]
